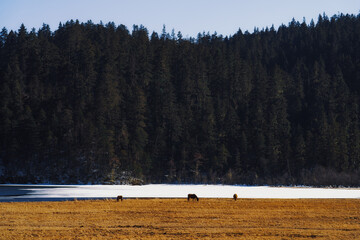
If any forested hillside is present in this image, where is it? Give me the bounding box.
[1,13,360,185]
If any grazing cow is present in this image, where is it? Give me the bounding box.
[187,194,199,201]
[233,194,238,201]
[117,195,123,202]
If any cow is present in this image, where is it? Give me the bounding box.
[117,195,123,202]
[187,194,199,201]
[233,193,238,201]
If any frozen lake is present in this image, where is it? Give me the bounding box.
[1,184,360,202]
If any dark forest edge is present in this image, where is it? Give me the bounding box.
[1,13,360,186]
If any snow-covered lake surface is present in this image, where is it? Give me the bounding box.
[1,184,360,202]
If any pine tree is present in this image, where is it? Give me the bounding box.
[0,14,360,185]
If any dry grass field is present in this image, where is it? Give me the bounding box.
[1,198,360,239]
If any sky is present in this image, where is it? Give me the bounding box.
[0,0,359,37]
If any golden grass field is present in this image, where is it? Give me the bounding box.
[1,198,360,239]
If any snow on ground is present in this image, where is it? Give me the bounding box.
[2,184,360,200]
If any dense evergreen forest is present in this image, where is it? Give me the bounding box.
[1,13,360,185]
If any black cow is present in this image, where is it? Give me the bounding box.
[187,194,199,201]
[233,194,238,201]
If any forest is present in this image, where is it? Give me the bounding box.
[1,13,360,186]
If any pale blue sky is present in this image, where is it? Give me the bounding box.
[0,0,359,37]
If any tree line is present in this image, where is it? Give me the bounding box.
[1,13,360,185]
